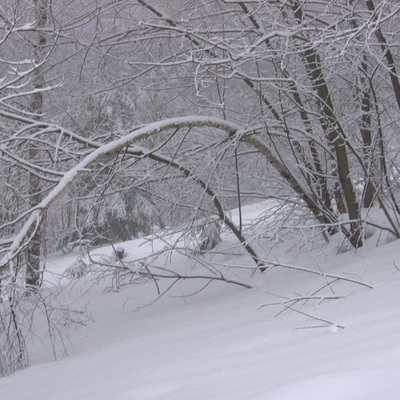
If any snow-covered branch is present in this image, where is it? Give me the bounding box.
[0,116,240,270]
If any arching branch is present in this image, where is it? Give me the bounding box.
[0,116,240,271]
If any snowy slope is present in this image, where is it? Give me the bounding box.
[1,203,400,399]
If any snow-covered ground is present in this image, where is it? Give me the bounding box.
[1,202,400,399]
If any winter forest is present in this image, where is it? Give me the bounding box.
[1,0,400,393]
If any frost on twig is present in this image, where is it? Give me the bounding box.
[258,297,346,332]
[257,295,346,310]
[259,261,373,289]
[286,306,345,333]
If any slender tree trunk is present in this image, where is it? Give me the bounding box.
[26,0,49,288]
[359,55,375,208]
[304,48,362,246]
[366,0,400,111]
[365,0,400,217]
[291,0,362,246]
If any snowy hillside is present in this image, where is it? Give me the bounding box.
[1,202,400,399]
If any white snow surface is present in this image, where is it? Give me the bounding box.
[2,201,400,399]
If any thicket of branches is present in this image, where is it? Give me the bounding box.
[1,0,400,375]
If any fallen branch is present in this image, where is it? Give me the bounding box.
[86,256,253,290]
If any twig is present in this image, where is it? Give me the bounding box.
[257,295,345,309]
[262,261,373,289]
[283,305,345,330]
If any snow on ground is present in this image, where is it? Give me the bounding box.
[2,202,400,399]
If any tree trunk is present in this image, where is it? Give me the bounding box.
[359,55,375,208]
[26,0,49,288]
[366,0,400,111]
[291,0,363,246]
[365,0,400,217]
